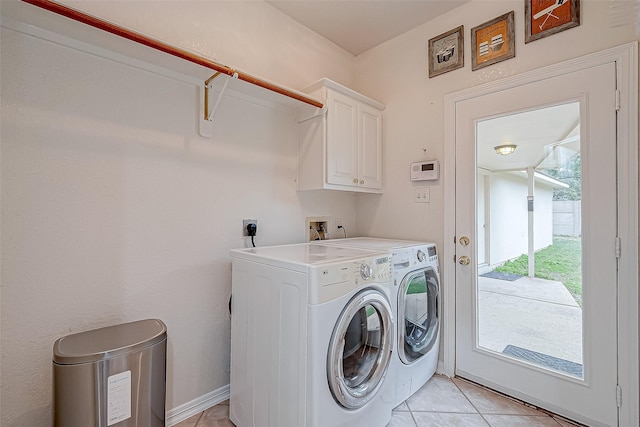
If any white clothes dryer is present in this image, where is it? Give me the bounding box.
[229,243,396,427]
[318,238,440,407]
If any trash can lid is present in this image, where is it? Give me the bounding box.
[53,319,167,365]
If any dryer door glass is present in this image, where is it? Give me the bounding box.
[327,289,393,409]
[398,267,440,364]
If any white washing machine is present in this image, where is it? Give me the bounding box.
[318,238,440,407]
[229,243,396,427]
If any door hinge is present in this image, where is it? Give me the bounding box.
[615,90,621,111]
[615,236,622,258]
[616,384,622,408]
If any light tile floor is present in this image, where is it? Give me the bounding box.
[172,375,583,427]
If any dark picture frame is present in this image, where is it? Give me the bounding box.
[428,25,464,78]
[471,11,515,71]
[525,0,580,43]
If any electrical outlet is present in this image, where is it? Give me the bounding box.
[243,219,257,236]
[335,217,342,229]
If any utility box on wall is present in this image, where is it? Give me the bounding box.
[53,319,167,427]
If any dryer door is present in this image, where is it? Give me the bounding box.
[327,289,393,409]
[398,267,440,364]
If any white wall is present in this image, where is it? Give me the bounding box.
[354,0,638,249]
[487,173,554,266]
[50,0,356,90]
[0,2,356,426]
[353,0,639,359]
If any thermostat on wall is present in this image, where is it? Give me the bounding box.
[411,160,439,181]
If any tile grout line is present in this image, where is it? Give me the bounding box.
[403,399,419,426]
[449,376,492,426]
[451,376,571,426]
[192,411,204,427]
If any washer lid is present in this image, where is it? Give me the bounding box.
[53,319,167,365]
[319,237,437,251]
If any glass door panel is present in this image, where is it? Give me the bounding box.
[476,103,584,379]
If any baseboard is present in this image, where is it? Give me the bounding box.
[165,384,230,426]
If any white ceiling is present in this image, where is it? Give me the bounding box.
[265,0,470,56]
[477,103,581,173]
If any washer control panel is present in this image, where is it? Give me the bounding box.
[311,256,392,304]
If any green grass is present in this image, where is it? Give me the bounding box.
[495,236,582,304]
[407,280,426,295]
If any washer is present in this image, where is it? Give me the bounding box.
[229,243,396,427]
[318,238,440,406]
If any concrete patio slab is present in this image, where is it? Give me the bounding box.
[479,276,579,307]
[477,276,583,368]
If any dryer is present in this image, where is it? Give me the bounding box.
[229,243,395,427]
[318,238,440,407]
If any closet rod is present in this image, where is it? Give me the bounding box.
[21,0,324,109]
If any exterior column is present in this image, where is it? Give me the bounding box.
[527,167,535,278]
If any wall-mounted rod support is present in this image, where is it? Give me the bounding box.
[204,71,237,121]
[204,72,222,87]
[298,106,328,124]
[204,72,221,120]
[21,0,324,110]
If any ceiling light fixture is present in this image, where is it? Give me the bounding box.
[494,144,517,156]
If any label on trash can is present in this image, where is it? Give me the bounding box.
[107,370,131,426]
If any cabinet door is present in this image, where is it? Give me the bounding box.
[358,103,383,189]
[326,90,358,186]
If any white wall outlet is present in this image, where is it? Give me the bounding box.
[415,187,430,203]
[335,217,342,229]
[243,219,257,236]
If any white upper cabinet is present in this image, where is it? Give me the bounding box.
[298,79,384,193]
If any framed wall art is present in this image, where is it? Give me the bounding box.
[428,25,464,78]
[471,11,515,71]
[525,0,580,43]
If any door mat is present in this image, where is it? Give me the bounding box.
[503,345,583,378]
[479,271,523,281]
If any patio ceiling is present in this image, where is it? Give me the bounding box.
[477,102,580,172]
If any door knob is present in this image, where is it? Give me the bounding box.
[459,236,470,246]
[458,256,470,266]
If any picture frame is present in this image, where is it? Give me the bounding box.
[428,25,464,78]
[471,11,515,71]
[525,0,580,43]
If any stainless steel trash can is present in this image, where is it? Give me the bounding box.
[53,319,167,427]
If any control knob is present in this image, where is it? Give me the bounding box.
[360,263,373,280]
[417,250,426,262]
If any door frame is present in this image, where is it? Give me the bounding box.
[442,42,638,426]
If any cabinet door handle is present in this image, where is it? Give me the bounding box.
[360,180,364,185]
[353,178,358,184]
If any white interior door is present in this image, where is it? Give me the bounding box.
[455,62,618,426]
